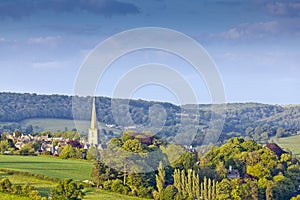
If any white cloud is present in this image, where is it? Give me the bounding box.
[32,61,66,70]
[27,36,62,45]
[211,18,300,41]
[265,1,300,17]
[0,37,6,42]
[214,21,280,40]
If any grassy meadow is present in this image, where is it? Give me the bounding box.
[85,190,150,200]
[276,134,300,156]
[21,118,122,135]
[0,193,31,200]
[0,155,93,180]
[0,155,150,199]
[0,170,56,197]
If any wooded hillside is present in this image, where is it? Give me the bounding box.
[0,92,299,144]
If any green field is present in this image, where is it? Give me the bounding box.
[0,155,150,199]
[21,118,122,136]
[276,134,300,156]
[0,193,31,200]
[0,170,56,197]
[21,118,90,134]
[0,155,93,180]
[0,171,149,199]
[85,190,150,200]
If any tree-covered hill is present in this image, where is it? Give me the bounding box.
[0,92,299,144]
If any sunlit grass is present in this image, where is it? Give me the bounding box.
[0,155,93,180]
[1,173,56,197]
[0,193,31,200]
[84,189,151,200]
[276,134,300,156]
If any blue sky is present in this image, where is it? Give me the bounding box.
[0,0,299,104]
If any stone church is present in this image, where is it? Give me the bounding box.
[88,98,101,146]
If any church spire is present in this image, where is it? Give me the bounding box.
[90,97,98,129]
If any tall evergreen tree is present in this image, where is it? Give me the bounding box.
[91,161,109,188]
[212,179,216,199]
[156,162,165,200]
[201,182,204,199]
[266,183,273,200]
[208,178,212,200]
[187,169,193,199]
[203,176,208,200]
[193,172,201,200]
[181,169,188,199]
[173,169,181,199]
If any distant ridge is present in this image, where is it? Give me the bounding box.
[0,92,299,145]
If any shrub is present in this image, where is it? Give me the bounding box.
[102,180,112,191]
[163,185,178,200]
[50,178,85,200]
[0,178,13,193]
[110,179,130,195]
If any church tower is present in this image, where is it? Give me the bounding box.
[88,97,100,145]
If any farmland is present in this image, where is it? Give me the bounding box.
[85,190,149,200]
[0,155,150,199]
[0,155,93,180]
[276,134,300,156]
[21,118,122,135]
[0,193,31,200]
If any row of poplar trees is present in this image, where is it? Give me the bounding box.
[154,162,217,200]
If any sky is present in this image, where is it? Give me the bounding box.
[0,0,299,105]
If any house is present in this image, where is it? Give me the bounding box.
[265,143,287,158]
[14,141,24,149]
[105,124,115,128]
[227,165,240,179]
[131,132,154,145]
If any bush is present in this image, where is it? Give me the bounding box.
[50,178,85,200]
[102,180,112,191]
[0,178,44,199]
[137,186,153,198]
[0,178,13,193]
[110,179,130,195]
[163,185,178,200]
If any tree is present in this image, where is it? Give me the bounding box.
[266,183,273,200]
[186,169,193,199]
[173,169,182,199]
[243,179,258,200]
[13,130,21,138]
[193,171,200,200]
[272,178,295,200]
[121,131,135,142]
[123,139,143,153]
[107,138,123,148]
[216,161,227,181]
[246,163,270,179]
[216,179,232,199]
[91,161,112,188]
[110,179,130,195]
[86,146,99,160]
[172,152,197,171]
[156,162,165,200]
[50,179,84,200]
[203,176,208,200]
[0,178,12,193]
[59,144,82,159]
[0,140,9,154]
[276,127,285,138]
[291,195,300,200]
[163,185,178,200]
[17,142,35,155]
[181,169,188,199]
